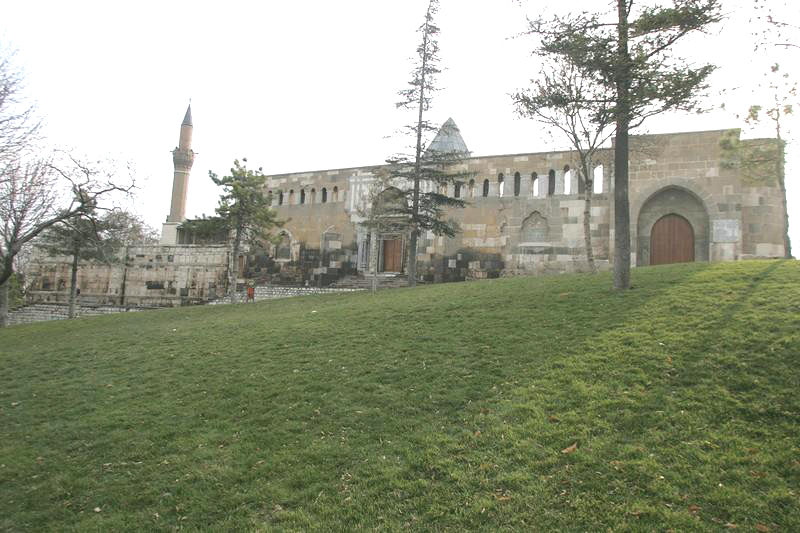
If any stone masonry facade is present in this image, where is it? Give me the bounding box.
[262,128,787,284]
[23,125,788,310]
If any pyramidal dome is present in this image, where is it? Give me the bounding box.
[424,118,469,157]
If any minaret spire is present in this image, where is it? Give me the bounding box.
[160,103,196,244]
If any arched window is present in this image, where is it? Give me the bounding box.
[498,173,505,197]
[593,165,604,194]
[288,189,295,205]
[482,179,490,197]
[267,190,273,206]
[321,187,327,203]
[548,170,556,196]
[531,173,538,197]
[278,191,284,206]
[310,188,316,204]
[513,172,521,196]
[332,186,339,202]
[454,182,461,198]
[300,188,306,205]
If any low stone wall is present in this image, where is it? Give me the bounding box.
[210,285,363,304]
[7,304,147,326]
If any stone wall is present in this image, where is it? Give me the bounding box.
[23,129,788,307]
[7,304,147,326]
[262,129,786,281]
[26,244,229,307]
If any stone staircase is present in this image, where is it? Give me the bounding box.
[329,273,416,290]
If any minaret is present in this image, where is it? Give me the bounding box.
[160,104,195,244]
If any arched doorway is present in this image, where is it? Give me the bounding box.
[371,187,408,273]
[637,186,709,265]
[650,214,694,265]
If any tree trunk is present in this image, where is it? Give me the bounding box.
[0,280,9,328]
[68,249,79,318]
[581,158,597,274]
[369,230,379,293]
[407,227,418,287]
[407,7,429,289]
[776,138,792,258]
[229,231,241,304]
[583,188,597,274]
[613,0,632,290]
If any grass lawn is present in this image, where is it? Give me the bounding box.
[1,260,799,531]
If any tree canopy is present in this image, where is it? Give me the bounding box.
[523,0,722,289]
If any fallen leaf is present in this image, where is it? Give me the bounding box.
[548,416,559,423]
[561,443,577,454]
[93,507,102,513]
[724,524,737,529]
[755,525,769,532]
[474,431,481,437]
[688,504,701,514]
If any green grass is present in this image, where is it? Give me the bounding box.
[1,260,799,532]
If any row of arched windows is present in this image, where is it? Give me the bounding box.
[443,166,604,200]
[267,186,341,207]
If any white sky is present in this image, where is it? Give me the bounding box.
[3,0,799,248]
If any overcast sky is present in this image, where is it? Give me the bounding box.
[3,0,799,247]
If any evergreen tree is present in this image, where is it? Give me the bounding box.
[525,0,722,289]
[390,0,468,287]
[207,158,283,303]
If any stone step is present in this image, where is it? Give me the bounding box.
[328,274,417,290]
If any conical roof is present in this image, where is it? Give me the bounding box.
[424,118,469,157]
[182,104,192,127]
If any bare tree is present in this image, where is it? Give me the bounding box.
[513,59,615,273]
[0,42,41,168]
[37,208,154,318]
[0,154,134,326]
[722,63,796,258]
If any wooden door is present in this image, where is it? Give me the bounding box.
[382,239,403,272]
[650,214,694,265]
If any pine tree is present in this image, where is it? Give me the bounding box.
[525,0,722,289]
[207,159,282,303]
[390,0,469,287]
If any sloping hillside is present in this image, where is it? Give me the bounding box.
[1,260,798,531]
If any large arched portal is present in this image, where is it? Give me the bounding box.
[637,187,709,265]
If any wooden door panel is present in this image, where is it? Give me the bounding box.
[382,239,403,272]
[651,214,694,265]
